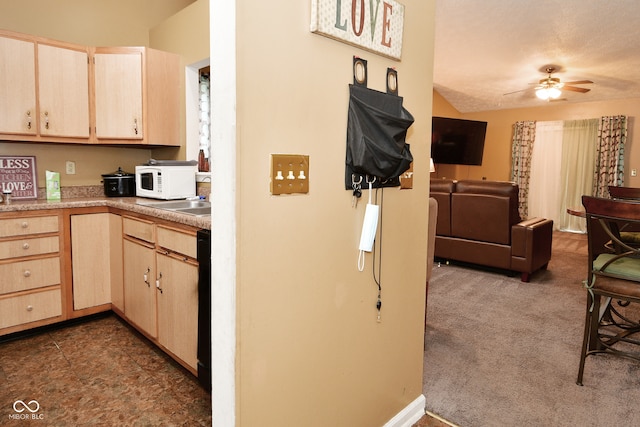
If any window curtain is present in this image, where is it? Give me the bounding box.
[593,115,627,197]
[558,119,599,233]
[528,121,563,224]
[510,121,536,219]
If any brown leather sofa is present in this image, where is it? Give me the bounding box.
[430,179,553,282]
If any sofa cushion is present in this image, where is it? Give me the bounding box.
[430,179,455,236]
[456,180,521,226]
[451,193,512,245]
[435,236,512,270]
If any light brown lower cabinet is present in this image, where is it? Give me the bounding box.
[0,209,199,374]
[123,237,158,337]
[156,245,199,370]
[71,213,122,311]
[122,217,199,371]
[0,212,65,335]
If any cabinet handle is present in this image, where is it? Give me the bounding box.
[26,305,33,312]
[23,270,31,278]
[26,111,32,129]
[156,272,163,294]
[44,111,49,129]
[133,118,138,135]
[21,222,29,229]
[143,267,151,287]
[22,242,30,250]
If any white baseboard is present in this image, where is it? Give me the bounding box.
[382,394,426,427]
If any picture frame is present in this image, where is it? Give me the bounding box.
[0,155,38,200]
[310,0,405,61]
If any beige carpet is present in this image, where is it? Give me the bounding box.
[423,231,640,426]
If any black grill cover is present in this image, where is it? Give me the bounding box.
[346,84,414,182]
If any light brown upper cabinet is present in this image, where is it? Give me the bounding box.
[37,43,90,139]
[92,46,180,146]
[0,30,180,146]
[0,30,90,142]
[94,49,143,140]
[0,34,37,136]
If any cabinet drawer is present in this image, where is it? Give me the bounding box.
[0,288,62,330]
[0,257,60,294]
[0,236,59,260]
[157,226,196,259]
[0,216,59,237]
[123,217,155,243]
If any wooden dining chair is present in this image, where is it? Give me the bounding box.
[577,196,640,386]
[608,185,640,200]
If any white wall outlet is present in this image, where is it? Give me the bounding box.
[632,168,637,177]
[65,161,76,175]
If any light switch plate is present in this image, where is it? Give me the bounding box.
[270,154,309,195]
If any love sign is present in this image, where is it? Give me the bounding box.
[311,0,405,60]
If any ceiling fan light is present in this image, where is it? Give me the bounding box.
[548,87,562,99]
[536,88,550,100]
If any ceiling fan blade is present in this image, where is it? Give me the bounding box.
[563,86,591,93]
[563,80,593,85]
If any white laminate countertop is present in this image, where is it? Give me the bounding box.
[0,196,211,230]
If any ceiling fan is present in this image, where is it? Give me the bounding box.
[505,67,593,101]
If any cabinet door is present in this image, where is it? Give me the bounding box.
[0,35,36,135]
[71,213,117,311]
[123,239,157,337]
[94,51,143,139]
[156,252,199,370]
[37,43,90,138]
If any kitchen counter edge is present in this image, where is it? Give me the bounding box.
[0,197,211,230]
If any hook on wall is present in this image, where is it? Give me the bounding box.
[386,68,398,95]
[353,56,368,87]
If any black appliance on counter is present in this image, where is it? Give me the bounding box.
[197,229,212,392]
[101,167,136,197]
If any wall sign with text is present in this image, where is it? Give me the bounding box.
[0,156,38,199]
[311,0,405,60]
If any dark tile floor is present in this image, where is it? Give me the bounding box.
[0,314,211,426]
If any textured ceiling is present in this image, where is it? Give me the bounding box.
[434,0,640,113]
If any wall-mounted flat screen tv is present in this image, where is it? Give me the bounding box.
[431,117,487,165]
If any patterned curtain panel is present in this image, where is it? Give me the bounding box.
[593,116,627,197]
[510,121,536,219]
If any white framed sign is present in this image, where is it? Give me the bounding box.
[310,0,405,60]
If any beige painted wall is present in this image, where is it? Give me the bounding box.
[0,0,198,187]
[150,0,210,162]
[234,1,435,425]
[433,90,640,186]
[0,0,195,46]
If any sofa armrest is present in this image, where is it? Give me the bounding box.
[511,218,554,272]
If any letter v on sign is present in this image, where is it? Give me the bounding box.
[369,0,381,41]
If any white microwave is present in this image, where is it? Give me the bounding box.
[135,165,197,200]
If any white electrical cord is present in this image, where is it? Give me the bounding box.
[357,180,375,272]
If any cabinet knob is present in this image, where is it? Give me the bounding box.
[26,305,33,312]
[22,242,30,250]
[23,270,31,277]
[21,222,29,229]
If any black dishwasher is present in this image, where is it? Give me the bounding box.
[197,229,211,391]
